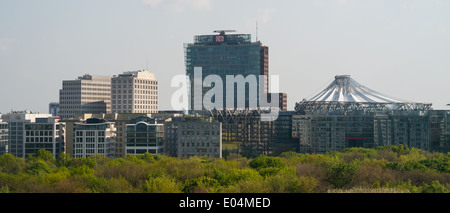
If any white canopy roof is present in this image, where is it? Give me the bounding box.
[309,75,408,104]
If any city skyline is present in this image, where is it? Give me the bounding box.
[1,0,450,114]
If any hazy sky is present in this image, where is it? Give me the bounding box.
[1,0,450,114]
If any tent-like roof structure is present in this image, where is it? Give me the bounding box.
[295,75,432,114]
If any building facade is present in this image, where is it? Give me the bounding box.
[111,70,158,114]
[73,118,116,158]
[293,113,375,154]
[292,75,446,154]
[165,116,222,158]
[49,102,60,117]
[210,109,297,158]
[24,117,65,158]
[125,116,164,156]
[1,111,64,158]
[185,31,286,112]
[59,74,111,119]
[374,110,450,153]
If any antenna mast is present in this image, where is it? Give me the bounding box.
[256,21,259,41]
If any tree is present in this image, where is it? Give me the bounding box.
[326,162,356,189]
[0,153,25,174]
[27,160,52,176]
[31,149,55,162]
[422,181,449,193]
[56,153,72,168]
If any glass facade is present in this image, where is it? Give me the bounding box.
[185,33,267,112]
[125,117,164,155]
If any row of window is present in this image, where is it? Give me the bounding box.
[112,79,157,85]
[75,144,106,148]
[74,137,107,143]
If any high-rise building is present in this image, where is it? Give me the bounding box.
[73,118,116,158]
[1,111,65,158]
[59,74,111,119]
[184,30,286,113]
[111,70,158,114]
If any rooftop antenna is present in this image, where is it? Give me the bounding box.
[146,58,149,71]
[256,21,258,41]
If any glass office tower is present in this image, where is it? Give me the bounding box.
[184,31,269,113]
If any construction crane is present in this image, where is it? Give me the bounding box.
[213,30,236,35]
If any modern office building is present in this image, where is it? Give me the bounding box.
[374,110,450,153]
[0,116,8,155]
[73,118,116,158]
[209,109,297,158]
[62,112,182,158]
[59,74,111,119]
[24,117,65,158]
[125,116,165,156]
[165,116,222,158]
[293,75,434,153]
[184,30,286,113]
[111,70,158,114]
[1,111,65,158]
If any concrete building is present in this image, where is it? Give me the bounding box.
[62,112,182,158]
[0,116,8,155]
[125,116,164,156]
[111,70,158,114]
[165,116,222,158]
[73,118,116,158]
[59,74,111,119]
[1,111,65,158]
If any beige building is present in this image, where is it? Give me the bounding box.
[59,74,111,119]
[62,112,182,158]
[73,118,116,158]
[111,70,158,114]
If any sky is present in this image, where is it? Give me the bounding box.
[1,0,450,114]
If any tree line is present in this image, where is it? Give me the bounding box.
[0,145,449,193]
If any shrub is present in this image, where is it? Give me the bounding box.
[182,176,221,193]
[422,180,449,193]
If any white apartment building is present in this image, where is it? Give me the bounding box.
[111,70,158,114]
[73,118,116,158]
[59,74,111,119]
[1,111,65,158]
